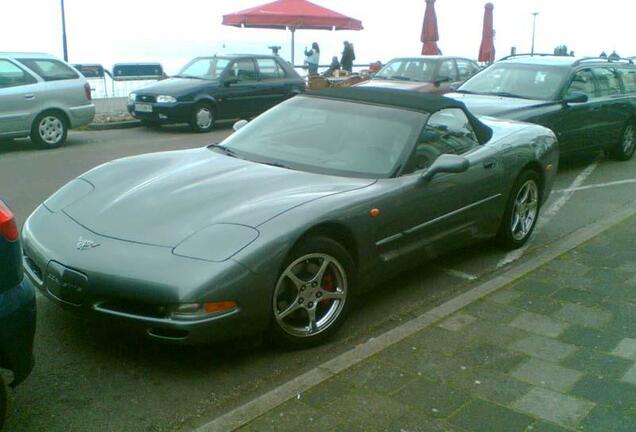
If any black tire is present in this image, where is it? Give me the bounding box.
[496,170,541,250]
[189,103,215,133]
[269,236,355,348]
[611,123,636,161]
[0,374,6,430]
[30,111,68,149]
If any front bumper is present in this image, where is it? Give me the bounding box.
[127,101,194,124]
[0,277,36,386]
[22,206,271,345]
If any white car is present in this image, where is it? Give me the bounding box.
[0,52,95,148]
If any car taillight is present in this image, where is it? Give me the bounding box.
[0,200,18,242]
[84,82,92,101]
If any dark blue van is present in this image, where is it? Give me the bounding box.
[0,200,36,429]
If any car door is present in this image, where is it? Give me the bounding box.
[375,108,504,264]
[544,68,599,154]
[591,67,631,146]
[0,59,40,136]
[218,58,259,119]
[433,59,458,94]
[254,58,290,112]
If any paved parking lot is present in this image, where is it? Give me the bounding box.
[2,126,636,431]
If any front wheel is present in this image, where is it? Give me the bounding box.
[496,170,541,250]
[611,123,636,161]
[189,103,215,133]
[31,111,68,149]
[269,237,355,348]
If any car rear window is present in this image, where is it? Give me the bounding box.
[592,68,622,96]
[257,58,286,79]
[16,58,78,81]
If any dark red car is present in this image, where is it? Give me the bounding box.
[359,56,480,95]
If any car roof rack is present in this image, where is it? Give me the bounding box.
[498,53,563,61]
[573,57,634,66]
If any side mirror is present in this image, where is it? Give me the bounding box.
[562,92,588,105]
[421,154,470,183]
[434,76,452,87]
[233,119,248,132]
[224,77,239,87]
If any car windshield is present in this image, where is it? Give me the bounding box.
[458,63,570,100]
[375,59,436,82]
[176,57,230,80]
[218,96,428,178]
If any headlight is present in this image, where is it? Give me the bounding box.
[157,95,177,103]
[169,301,237,320]
[173,224,259,262]
[128,92,136,102]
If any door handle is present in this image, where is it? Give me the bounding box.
[24,94,35,100]
[483,159,496,169]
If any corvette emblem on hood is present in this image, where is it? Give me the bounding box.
[76,237,100,251]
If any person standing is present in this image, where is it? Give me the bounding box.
[340,41,356,73]
[304,42,320,75]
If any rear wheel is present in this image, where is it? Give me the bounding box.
[269,237,354,348]
[189,103,215,133]
[611,123,636,161]
[31,111,68,149]
[496,170,541,249]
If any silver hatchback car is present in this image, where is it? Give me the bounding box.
[0,52,95,149]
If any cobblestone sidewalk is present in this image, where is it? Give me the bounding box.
[239,215,636,432]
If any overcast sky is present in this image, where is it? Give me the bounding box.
[2,0,634,74]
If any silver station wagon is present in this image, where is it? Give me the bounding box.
[0,52,95,148]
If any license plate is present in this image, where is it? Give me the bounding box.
[135,103,153,113]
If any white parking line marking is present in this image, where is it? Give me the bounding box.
[496,160,599,269]
[554,178,636,194]
[443,268,478,281]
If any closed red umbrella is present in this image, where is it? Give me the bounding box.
[222,0,363,64]
[478,3,495,63]
[421,0,441,55]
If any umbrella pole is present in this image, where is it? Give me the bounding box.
[291,27,296,65]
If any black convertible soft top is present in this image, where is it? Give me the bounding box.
[307,87,493,144]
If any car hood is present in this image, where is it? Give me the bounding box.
[446,93,553,117]
[358,79,436,92]
[136,77,216,96]
[65,148,374,247]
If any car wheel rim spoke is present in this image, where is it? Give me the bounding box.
[197,109,212,128]
[511,180,539,241]
[39,116,63,144]
[273,252,347,338]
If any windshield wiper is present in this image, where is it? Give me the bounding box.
[172,74,206,80]
[454,89,476,94]
[260,161,291,169]
[483,91,524,99]
[208,143,239,158]
[390,76,413,81]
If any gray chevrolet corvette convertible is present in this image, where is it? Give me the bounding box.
[22,87,558,347]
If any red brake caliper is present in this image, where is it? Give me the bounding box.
[321,271,335,305]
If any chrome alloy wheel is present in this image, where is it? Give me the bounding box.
[511,179,539,241]
[273,253,348,338]
[195,107,213,129]
[38,116,64,145]
[622,125,635,155]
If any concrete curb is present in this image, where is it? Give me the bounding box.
[85,120,141,131]
[194,200,636,432]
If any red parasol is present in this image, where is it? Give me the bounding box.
[421,0,441,55]
[478,3,496,63]
[222,0,363,64]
